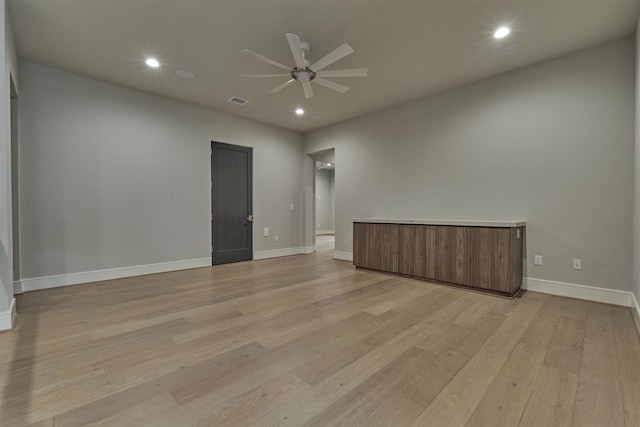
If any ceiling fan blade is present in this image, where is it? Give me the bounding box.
[242,49,292,71]
[313,78,350,94]
[241,74,292,78]
[310,43,354,72]
[286,33,307,69]
[302,81,315,99]
[268,79,296,93]
[315,68,368,78]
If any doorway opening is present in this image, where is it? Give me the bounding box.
[311,149,335,253]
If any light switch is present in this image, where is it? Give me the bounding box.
[263,228,269,237]
[534,255,542,266]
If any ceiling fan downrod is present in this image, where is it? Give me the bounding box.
[291,41,315,82]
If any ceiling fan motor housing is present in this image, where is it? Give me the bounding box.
[292,67,316,82]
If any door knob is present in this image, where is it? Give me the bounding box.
[246,215,254,222]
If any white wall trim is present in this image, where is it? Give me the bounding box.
[334,251,353,262]
[254,247,310,260]
[302,246,315,255]
[316,230,335,235]
[20,258,212,293]
[14,281,22,295]
[524,277,635,308]
[0,298,17,331]
[631,292,640,337]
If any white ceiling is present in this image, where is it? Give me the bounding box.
[8,0,640,132]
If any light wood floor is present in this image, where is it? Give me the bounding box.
[1,248,639,426]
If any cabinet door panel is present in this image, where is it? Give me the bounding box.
[437,226,456,283]
[413,225,427,277]
[454,227,477,286]
[494,228,512,292]
[353,222,365,266]
[424,226,437,279]
[366,223,382,270]
[379,224,399,273]
[476,227,496,290]
[353,223,378,269]
[398,225,416,276]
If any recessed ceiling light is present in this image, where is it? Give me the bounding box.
[494,27,511,39]
[145,58,160,68]
[295,108,304,115]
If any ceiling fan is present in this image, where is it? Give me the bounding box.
[242,33,368,99]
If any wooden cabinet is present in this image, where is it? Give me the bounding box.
[353,221,524,296]
[397,225,437,279]
[353,223,399,272]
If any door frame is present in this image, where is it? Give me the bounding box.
[10,74,19,294]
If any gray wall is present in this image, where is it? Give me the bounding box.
[305,37,635,292]
[19,61,303,279]
[315,168,334,233]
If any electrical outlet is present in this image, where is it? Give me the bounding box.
[534,255,542,266]
[274,235,279,242]
[573,259,582,270]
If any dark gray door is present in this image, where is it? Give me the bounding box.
[211,142,253,265]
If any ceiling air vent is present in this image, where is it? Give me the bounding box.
[227,96,249,105]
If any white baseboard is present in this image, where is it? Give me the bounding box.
[20,258,211,293]
[631,292,640,337]
[14,281,22,295]
[254,247,312,260]
[0,298,16,331]
[316,230,335,235]
[524,277,635,308]
[302,246,315,254]
[334,251,353,262]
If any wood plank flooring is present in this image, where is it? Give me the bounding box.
[1,246,639,426]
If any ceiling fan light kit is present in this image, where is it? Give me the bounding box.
[292,68,315,82]
[242,33,368,99]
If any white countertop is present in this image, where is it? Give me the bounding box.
[352,218,526,227]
